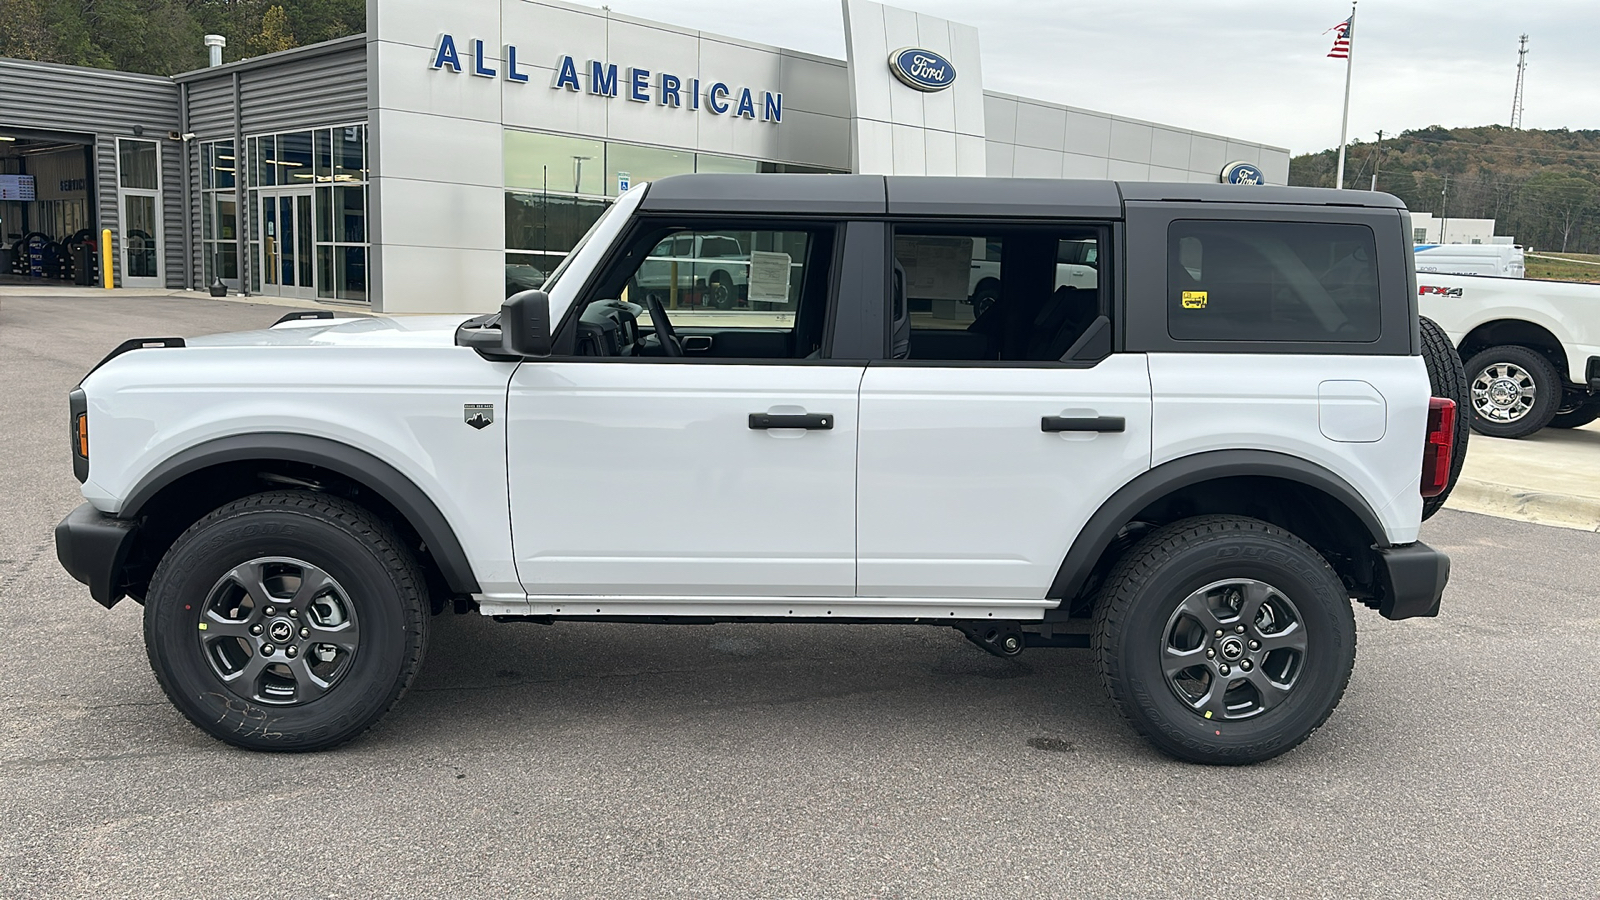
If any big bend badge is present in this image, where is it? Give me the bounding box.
[464,403,494,430]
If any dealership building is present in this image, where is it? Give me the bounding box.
[0,0,1291,313]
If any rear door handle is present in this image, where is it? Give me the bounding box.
[749,413,833,430]
[1041,415,1124,433]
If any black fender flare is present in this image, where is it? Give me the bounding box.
[122,433,481,594]
[1046,449,1390,602]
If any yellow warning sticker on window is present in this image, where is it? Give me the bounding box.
[1182,291,1208,309]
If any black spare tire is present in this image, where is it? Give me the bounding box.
[1419,316,1470,519]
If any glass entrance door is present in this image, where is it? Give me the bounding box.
[259,190,315,299]
[117,138,162,288]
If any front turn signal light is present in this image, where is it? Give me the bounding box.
[75,412,89,459]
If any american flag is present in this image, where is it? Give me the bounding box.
[1327,18,1352,59]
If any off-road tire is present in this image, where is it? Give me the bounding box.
[1549,395,1600,430]
[144,491,428,751]
[1420,316,1470,519]
[1092,516,1356,765]
[1463,344,1562,439]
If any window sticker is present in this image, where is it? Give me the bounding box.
[1182,290,1208,309]
[746,250,793,304]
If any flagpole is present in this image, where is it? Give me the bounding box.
[1335,2,1356,189]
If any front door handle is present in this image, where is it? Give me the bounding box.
[749,413,833,430]
[1041,415,1124,433]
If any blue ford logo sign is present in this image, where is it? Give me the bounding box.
[1221,161,1265,185]
[889,48,957,92]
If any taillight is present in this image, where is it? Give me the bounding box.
[75,412,89,458]
[1421,397,1456,498]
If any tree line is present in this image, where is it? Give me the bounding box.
[1292,125,1600,254]
[0,0,362,75]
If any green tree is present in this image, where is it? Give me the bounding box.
[1525,174,1598,252]
[245,4,295,56]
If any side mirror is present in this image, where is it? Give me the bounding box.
[502,289,552,357]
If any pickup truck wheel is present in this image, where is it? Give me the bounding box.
[1419,316,1469,520]
[1549,395,1600,429]
[709,271,735,310]
[143,491,428,751]
[1092,516,1355,765]
[1464,344,1561,438]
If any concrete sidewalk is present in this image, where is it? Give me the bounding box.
[1446,421,1600,530]
[0,284,370,313]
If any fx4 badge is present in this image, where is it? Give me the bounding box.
[1419,285,1463,297]
[464,403,494,430]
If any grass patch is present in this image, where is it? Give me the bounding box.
[1526,252,1600,283]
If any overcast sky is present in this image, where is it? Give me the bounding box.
[591,0,1600,155]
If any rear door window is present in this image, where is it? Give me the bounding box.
[1167,220,1380,343]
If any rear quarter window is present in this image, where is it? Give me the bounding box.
[1167,220,1380,343]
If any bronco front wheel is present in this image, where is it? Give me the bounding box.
[1092,516,1356,765]
[143,491,429,751]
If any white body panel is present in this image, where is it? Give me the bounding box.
[1419,273,1600,386]
[1413,244,1525,278]
[856,355,1153,600]
[78,317,524,597]
[505,362,864,597]
[1147,354,1429,545]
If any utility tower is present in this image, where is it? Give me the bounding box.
[1510,34,1529,129]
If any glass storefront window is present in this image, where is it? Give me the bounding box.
[316,185,332,242]
[214,140,235,189]
[338,246,367,301]
[278,131,313,185]
[119,140,158,190]
[505,130,605,195]
[336,186,364,243]
[334,125,364,182]
[506,191,609,255]
[256,136,276,187]
[694,153,759,174]
[605,143,692,195]
[315,130,332,183]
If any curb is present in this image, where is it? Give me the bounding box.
[1445,477,1600,532]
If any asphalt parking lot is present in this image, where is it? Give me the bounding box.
[3,292,1598,899]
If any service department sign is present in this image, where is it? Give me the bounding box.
[1221,161,1265,185]
[888,47,957,92]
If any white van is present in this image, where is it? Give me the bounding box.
[1414,243,1525,278]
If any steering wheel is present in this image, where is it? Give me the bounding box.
[643,294,683,357]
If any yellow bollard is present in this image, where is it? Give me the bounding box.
[100,229,113,289]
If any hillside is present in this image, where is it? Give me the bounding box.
[1290,125,1600,255]
[0,0,362,75]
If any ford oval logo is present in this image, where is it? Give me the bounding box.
[1221,161,1265,185]
[889,48,957,92]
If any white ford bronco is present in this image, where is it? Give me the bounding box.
[57,176,1459,764]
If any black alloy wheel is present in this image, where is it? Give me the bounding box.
[197,557,361,706]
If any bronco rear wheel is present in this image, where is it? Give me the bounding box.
[1092,515,1356,765]
[143,491,428,751]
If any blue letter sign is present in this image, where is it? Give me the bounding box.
[431,34,461,72]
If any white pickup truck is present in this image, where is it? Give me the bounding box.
[1418,273,1600,437]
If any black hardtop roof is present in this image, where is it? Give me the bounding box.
[638,174,1407,217]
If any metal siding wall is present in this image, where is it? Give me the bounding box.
[1,58,182,288]
[238,44,367,134]
[162,140,185,288]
